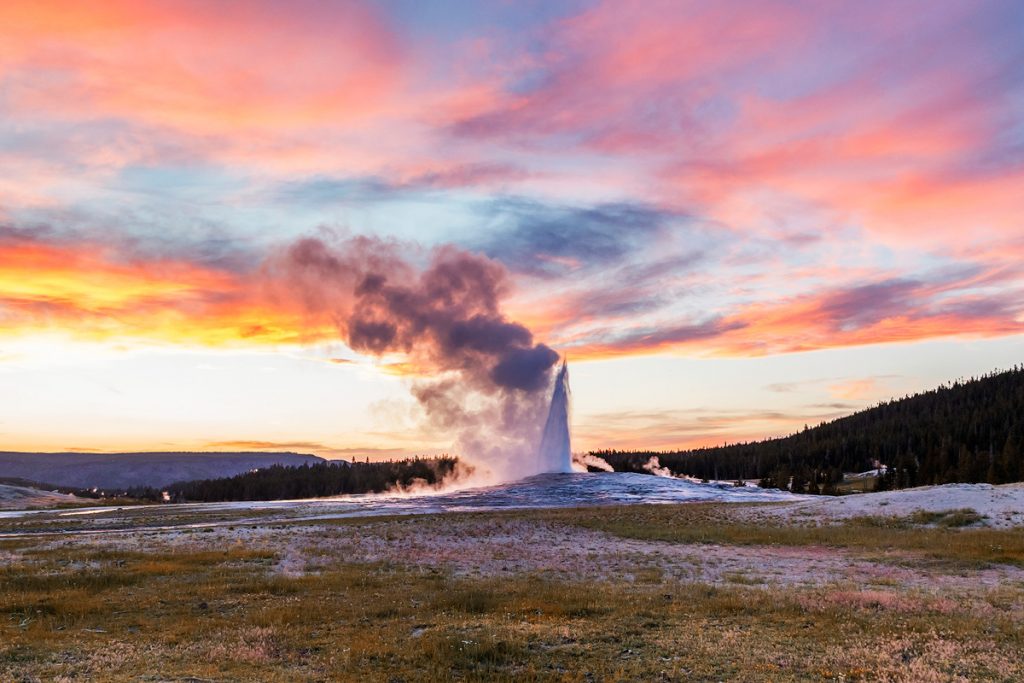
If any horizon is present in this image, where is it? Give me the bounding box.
[1,361,1020,461]
[2,0,1022,461]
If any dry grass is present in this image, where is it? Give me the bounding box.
[526,503,1024,568]
[908,508,987,527]
[1,505,1023,681]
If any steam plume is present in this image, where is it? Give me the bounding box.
[573,453,614,472]
[538,359,572,473]
[643,456,674,478]
[266,235,561,480]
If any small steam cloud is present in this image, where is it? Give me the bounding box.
[573,452,614,472]
[384,459,478,496]
[642,456,674,478]
[265,235,561,481]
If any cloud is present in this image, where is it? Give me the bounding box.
[448,0,811,149]
[444,0,1024,249]
[274,177,400,205]
[816,279,922,331]
[713,273,1024,356]
[474,197,682,277]
[553,268,1024,359]
[275,164,532,205]
[598,319,747,354]
[0,1,406,134]
[767,375,901,397]
[829,379,881,401]
[205,440,413,461]
[3,222,1020,364]
[205,440,334,452]
[0,227,325,346]
[575,403,858,451]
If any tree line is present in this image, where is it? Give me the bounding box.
[593,366,1024,493]
[166,456,459,502]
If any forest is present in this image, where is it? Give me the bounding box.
[594,366,1024,493]
[167,456,460,502]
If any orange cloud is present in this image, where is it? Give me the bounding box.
[0,235,335,346]
[717,282,1021,356]
[829,379,880,401]
[3,229,1020,367]
[0,239,232,306]
[547,273,1023,362]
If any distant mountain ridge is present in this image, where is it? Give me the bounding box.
[0,451,326,490]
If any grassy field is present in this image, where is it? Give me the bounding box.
[834,475,880,495]
[532,503,1024,568]
[1,504,1022,681]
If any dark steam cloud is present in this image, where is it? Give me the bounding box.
[491,346,559,391]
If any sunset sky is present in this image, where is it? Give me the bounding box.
[2,0,1022,459]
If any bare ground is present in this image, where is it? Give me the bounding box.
[26,509,1024,595]
[2,488,1023,681]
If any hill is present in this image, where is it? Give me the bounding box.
[594,366,1024,493]
[0,482,82,510]
[0,451,325,491]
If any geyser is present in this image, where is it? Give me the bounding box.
[537,359,572,473]
[266,235,562,482]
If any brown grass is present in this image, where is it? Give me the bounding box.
[908,507,987,527]
[1,505,1022,681]
[525,503,1024,567]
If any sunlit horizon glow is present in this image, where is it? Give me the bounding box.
[1,0,1022,460]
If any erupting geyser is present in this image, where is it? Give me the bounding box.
[537,359,572,473]
[267,234,564,482]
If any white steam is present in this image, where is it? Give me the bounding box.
[642,456,674,478]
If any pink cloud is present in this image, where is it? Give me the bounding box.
[829,378,881,401]
[530,267,1023,360]
[1,1,406,133]
[446,0,1021,249]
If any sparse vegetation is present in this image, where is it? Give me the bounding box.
[908,508,987,528]
[1,503,1023,680]
[531,504,1024,568]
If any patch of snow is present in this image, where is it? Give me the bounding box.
[0,484,80,511]
[766,482,1024,528]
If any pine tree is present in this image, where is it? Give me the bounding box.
[591,367,1024,492]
